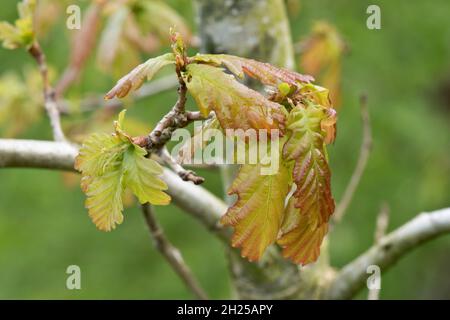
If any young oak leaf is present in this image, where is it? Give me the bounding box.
[297,83,332,108]
[184,63,286,134]
[75,111,170,231]
[105,52,175,99]
[277,196,329,265]
[122,144,171,205]
[193,53,314,87]
[0,0,35,50]
[283,103,335,228]
[85,164,125,231]
[220,159,291,261]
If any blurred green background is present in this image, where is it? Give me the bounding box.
[0,0,449,299]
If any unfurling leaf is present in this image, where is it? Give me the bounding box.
[277,197,329,265]
[75,110,170,231]
[105,53,175,99]
[221,160,291,261]
[283,103,335,228]
[184,63,286,133]
[193,54,314,87]
[0,0,35,49]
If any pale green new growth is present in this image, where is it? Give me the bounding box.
[75,111,170,231]
[0,0,35,50]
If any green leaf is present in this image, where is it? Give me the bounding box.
[123,145,171,205]
[0,0,35,49]
[105,52,175,99]
[75,111,170,231]
[184,63,286,133]
[296,83,332,108]
[85,165,125,231]
[221,152,291,261]
[283,103,335,228]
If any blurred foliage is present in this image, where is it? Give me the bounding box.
[0,0,35,49]
[0,0,449,299]
[0,67,43,137]
[297,21,346,107]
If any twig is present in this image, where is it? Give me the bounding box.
[28,42,66,142]
[367,202,390,300]
[374,203,390,244]
[328,207,450,299]
[141,203,208,300]
[144,81,188,153]
[159,147,205,185]
[0,139,229,241]
[333,94,372,223]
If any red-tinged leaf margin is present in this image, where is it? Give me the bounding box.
[193,53,314,87]
[221,156,291,261]
[283,103,335,228]
[277,197,329,265]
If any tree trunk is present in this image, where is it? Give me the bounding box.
[194,0,335,299]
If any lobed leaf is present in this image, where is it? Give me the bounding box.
[0,0,35,50]
[184,63,286,133]
[105,52,175,99]
[193,53,314,87]
[75,111,170,231]
[277,197,329,265]
[123,145,171,206]
[85,166,125,231]
[283,103,335,228]
[221,159,291,261]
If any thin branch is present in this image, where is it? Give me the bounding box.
[144,79,188,153]
[159,147,205,185]
[333,94,372,223]
[28,42,66,142]
[374,203,390,244]
[328,207,450,300]
[141,203,208,300]
[367,202,390,300]
[0,139,229,241]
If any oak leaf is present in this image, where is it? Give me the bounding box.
[277,197,329,265]
[184,63,286,133]
[105,52,175,99]
[283,103,335,228]
[221,158,291,261]
[193,54,314,87]
[75,111,170,231]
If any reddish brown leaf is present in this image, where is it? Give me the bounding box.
[193,54,314,87]
[277,197,329,265]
